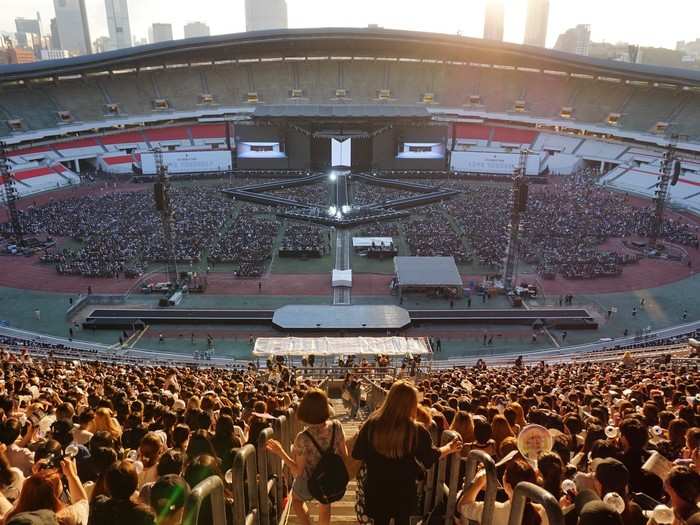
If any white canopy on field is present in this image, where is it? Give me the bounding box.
[253,337,431,357]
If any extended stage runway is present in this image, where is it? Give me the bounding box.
[83,306,597,331]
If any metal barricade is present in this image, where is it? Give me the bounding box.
[232,444,261,525]
[256,427,278,525]
[507,482,563,525]
[271,415,286,512]
[445,450,498,525]
[435,430,459,506]
[422,421,440,515]
[183,475,227,525]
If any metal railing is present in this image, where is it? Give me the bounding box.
[422,422,440,515]
[183,475,227,525]
[257,427,278,525]
[445,450,498,525]
[232,444,261,525]
[435,430,459,507]
[507,482,563,525]
[362,376,388,413]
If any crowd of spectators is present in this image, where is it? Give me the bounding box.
[351,182,419,207]
[404,207,470,262]
[3,172,698,281]
[270,183,329,206]
[0,338,699,525]
[208,212,278,277]
[278,223,328,258]
[434,173,699,278]
[16,188,230,278]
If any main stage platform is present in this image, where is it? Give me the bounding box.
[83,305,597,331]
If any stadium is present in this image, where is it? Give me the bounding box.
[0,25,700,525]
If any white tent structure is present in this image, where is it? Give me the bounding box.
[253,336,431,358]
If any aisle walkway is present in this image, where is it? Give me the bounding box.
[288,398,362,525]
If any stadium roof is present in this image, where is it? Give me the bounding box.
[253,104,431,118]
[394,256,464,288]
[3,27,700,86]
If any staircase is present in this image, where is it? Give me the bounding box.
[287,398,363,525]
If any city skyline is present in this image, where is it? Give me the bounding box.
[1,0,700,51]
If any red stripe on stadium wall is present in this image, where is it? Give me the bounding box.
[454,124,491,140]
[144,127,190,141]
[191,123,228,139]
[100,131,146,145]
[12,167,55,180]
[491,127,538,144]
[55,138,99,150]
[103,155,133,165]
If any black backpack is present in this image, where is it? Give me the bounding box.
[304,421,349,504]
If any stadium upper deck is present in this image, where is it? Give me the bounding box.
[2,28,700,144]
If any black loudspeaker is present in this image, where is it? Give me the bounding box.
[518,183,529,212]
[671,160,682,186]
[154,182,166,211]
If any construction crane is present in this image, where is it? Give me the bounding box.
[0,141,25,249]
[503,149,530,293]
[152,149,179,288]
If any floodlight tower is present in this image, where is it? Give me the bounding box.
[152,149,179,287]
[503,149,530,293]
[0,141,24,248]
[649,134,681,250]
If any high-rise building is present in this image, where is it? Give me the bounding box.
[554,24,591,56]
[524,0,549,47]
[184,22,210,39]
[15,15,42,52]
[149,23,173,44]
[53,0,92,55]
[49,18,61,49]
[105,0,132,50]
[483,0,504,41]
[245,0,288,32]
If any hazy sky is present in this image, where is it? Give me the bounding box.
[1,0,699,50]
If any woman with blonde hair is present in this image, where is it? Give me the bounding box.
[352,381,462,525]
[491,415,515,458]
[451,411,475,445]
[90,408,122,441]
[507,402,527,429]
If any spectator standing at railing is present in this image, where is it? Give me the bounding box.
[351,380,462,525]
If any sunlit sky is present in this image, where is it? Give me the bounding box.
[1,0,699,50]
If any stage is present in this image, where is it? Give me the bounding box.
[83,305,597,331]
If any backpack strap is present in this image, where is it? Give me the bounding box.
[304,421,336,455]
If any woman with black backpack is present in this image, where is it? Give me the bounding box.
[266,388,348,525]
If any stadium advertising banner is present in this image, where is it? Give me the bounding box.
[450,151,541,175]
[140,150,232,175]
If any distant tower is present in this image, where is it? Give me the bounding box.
[150,23,173,44]
[484,0,504,41]
[105,0,132,50]
[554,24,591,56]
[184,22,210,39]
[245,0,288,32]
[524,0,549,47]
[53,0,92,54]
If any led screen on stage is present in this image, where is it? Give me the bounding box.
[331,138,352,167]
[396,142,445,159]
[237,142,287,159]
